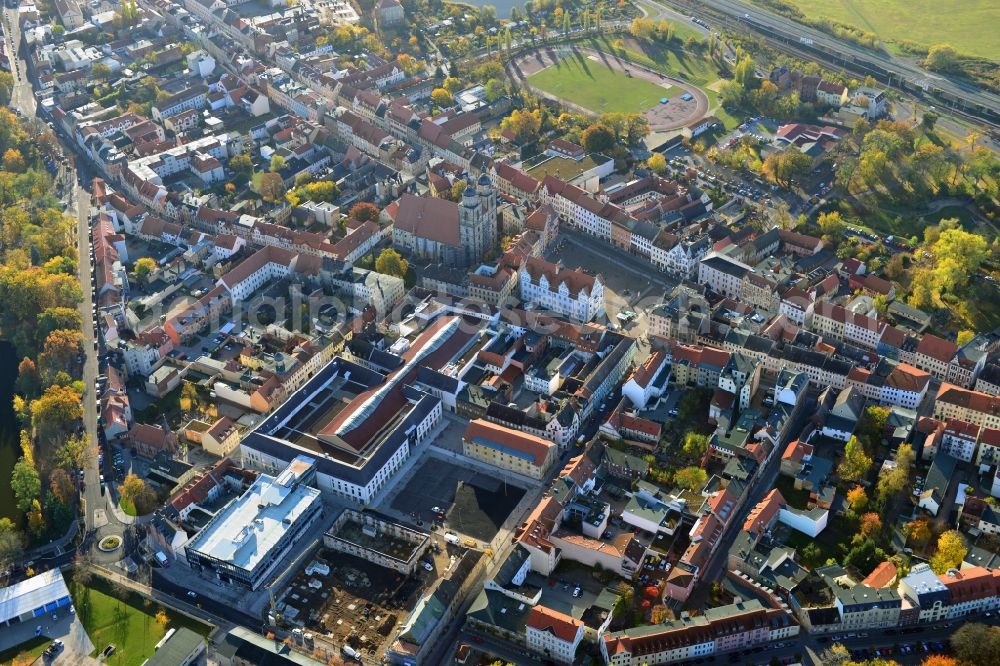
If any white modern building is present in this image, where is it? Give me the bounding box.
[184,456,323,589]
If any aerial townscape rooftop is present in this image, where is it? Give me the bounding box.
[0,0,997,663]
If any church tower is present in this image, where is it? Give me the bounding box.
[458,174,497,266]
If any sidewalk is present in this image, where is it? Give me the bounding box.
[26,519,78,560]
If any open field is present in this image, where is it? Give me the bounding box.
[781,0,1000,60]
[70,576,210,666]
[581,36,742,130]
[509,42,711,131]
[526,52,675,114]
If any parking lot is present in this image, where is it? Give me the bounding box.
[389,455,526,542]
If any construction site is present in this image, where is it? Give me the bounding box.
[274,534,459,664]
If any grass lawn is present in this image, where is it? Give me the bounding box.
[525,154,605,180]
[702,88,742,130]
[633,2,706,43]
[957,280,1000,333]
[576,37,742,129]
[780,0,999,59]
[70,575,211,666]
[785,513,855,567]
[0,637,50,666]
[589,36,722,88]
[527,51,675,114]
[831,198,985,242]
[119,497,137,516]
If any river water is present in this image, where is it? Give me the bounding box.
[0,342,21,523]
[454,0,519,19]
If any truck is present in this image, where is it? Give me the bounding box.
[444,533,460,545]
[341,646,362,662]
[799,37,814,45]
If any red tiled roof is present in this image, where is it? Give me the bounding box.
[782,439,813,462]
[526,605,583,643]
[521,256,601,299]
[916,333,958,364]
[464,419,554,466]
[743,488,784,536]
[628,350,666,389]
[861,560,898,588]
[387,194,460,246]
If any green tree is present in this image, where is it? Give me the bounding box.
[0,71,13,106]
[430,87,454,107]
[11,458,40,513]
[860,405,890,447]
[957,330,976,347]
[647,153,667,175]
[349,202,380,222]
[597,112,649,146]
[682,431,708,459]
[30,384,83,446]
[843,538,885,576]
[580,124,615,153]
[924,43,961,72]
[903,517,932,546]
[54,434,91,471]
[132,257,156,285]
[846,486,869,515]
[0,518,23,574]
[92,63,112,81]
[484,79,505,102]
[230,152,253,176]
[929,530,967,573]
[733,54,757,90]
[876,444,913,506]
[761,150,811,186]
[950,623,1000,666]
[673,466,707,492]
[269,154,286,172]
[838,435,872,482]
[921,110,939,131]
[630,17,656,40]
[375,248,409,279]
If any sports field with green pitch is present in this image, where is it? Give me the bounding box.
[783,0,999,59]
[527,53,679,114]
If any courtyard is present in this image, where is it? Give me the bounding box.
[389,454,526,542]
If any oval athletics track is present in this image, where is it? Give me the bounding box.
[506,45,710,132]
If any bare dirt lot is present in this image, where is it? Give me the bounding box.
[277,549,423,663]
